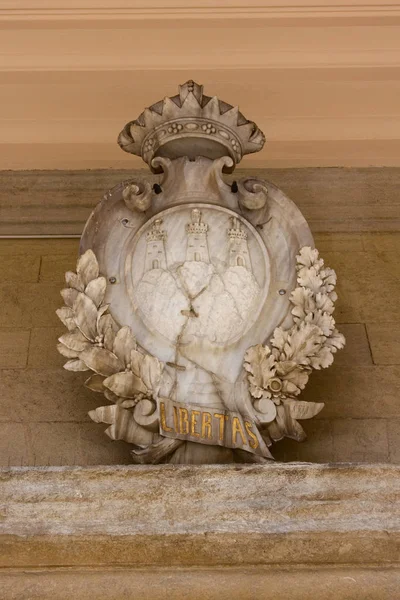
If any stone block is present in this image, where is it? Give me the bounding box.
[1,566,400,600]
[388,420,400,464]
[0,464,399,569]
[0,255,40,283]
[303,364,400,419]
[367,323,400,365]
[0,423,28,467]
[322,251,400,323]
[0,238,79,256]
[0,369,101,423]
[28,327,65,368]
[272,419,333,463]
[21,423,132,467]
[0,329,30,368]
[40,254,78,283]
[0,282,62,327]
[333,419,389,462]
[332,323,372,366]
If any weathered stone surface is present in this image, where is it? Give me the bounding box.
[363,232,400,253]
[323,251,400,323]
[0,255,40,283]
[28,327,65,368]
[0,329,30,368]
[40,254,79,283]
[1,168,400,235]
[313,232,365,252]
[0,238,79,256]
[0,424,28,467]
[272,419,333,463]
[367,323,400,365]
[0,464,399,569]
[333,419,389,463]
[1,566,399,600]
[0,282,62,328]
[22,423,133,467]
[0,369,101,423]
[303,364,400,419]
[388,420,400,464]
[332,324,372,366]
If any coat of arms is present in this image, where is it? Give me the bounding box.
[57,81,345,464]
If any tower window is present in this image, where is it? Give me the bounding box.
[152,259,159,269]
[237,256,245,267]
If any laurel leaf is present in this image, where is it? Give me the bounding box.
[139,354,164,394]
[56,306,75,331]
[73,292,98,341]
[57,342,80,359]
[80,346,123,377]
[65,271,84,291]
[77,249,99,287]
[85,276,107,308]
[112,326,137,367]
[98,314,119,351]
[103,371,147,398]
[84,373,106,393]
[60,288,79,308]
[63,359,90,372]
[58,330,91,352]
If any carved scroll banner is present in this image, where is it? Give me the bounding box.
[56,80,345,464]
[158,398,270,458]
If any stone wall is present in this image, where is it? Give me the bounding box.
[0,170,399,466]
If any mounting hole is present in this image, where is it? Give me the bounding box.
[153,183,162,195]
[278,289,286,295]
[109,277,117,284]
[121,218,129,226]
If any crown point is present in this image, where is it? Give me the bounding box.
[179,80,203,105]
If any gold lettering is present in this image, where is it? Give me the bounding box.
[232,417,247,446]
[214,413,227,442]
[201,412,212,439]
[160,402,173,433]
[179,407,189,435]
[173,405,179,432]
[190,410,200,438]
[244,420,259,449]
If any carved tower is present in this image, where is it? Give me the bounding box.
[185,209,210,263]
[227,217,251,270]
[145,219,167,271]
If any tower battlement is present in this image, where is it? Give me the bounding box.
[146,219,167,243]
[228,217,247,240]
[186,209,208,235]
[185,209,210,263]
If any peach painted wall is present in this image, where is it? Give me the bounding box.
[0,1,400,169]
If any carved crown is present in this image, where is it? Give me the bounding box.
[118,80,265,173]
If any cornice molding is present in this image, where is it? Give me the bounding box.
[1,1,400,21]
[1,463,399,569]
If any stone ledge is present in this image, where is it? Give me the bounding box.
[1,463,399,569]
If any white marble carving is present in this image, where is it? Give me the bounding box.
[57,81,345,464]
